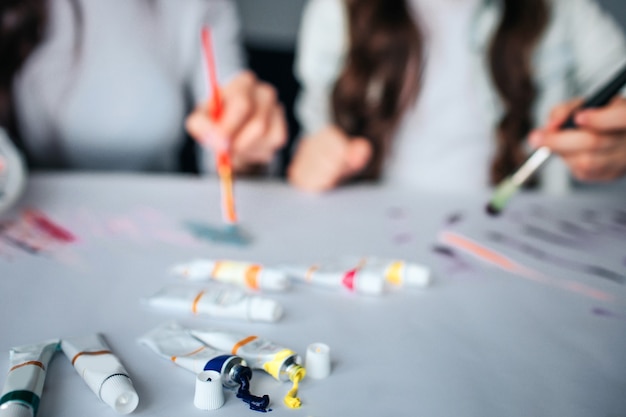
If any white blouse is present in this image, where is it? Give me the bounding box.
[295,0,626,193]
[14,0,244,172]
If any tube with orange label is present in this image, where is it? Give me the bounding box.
[145,284,283,322]
[61,334,139,415]
[171,259,289,291]
[0,339,59,417]
[190,328,306,409]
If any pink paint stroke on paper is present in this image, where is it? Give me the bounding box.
[439,231,613,302]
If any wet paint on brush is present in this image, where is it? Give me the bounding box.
[184,221,251,246]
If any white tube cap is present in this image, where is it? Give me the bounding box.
[305,343,331,379]
[100,375,139,414]
[0,402,33,417]
[248,297,283,322]
[404,264,432,287]
[194,371,225,410]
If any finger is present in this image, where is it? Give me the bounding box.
[344,138,372,174]
[574,97,626,132]
[533,129,619,154]
[563,150,626,182]
[217,72,257,138]
[545,98,583,131]
[231,83,279,159]
[185,106,228,150]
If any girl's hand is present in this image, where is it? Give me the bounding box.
[529,97,626,181]
[287,125,372,192]
[186,71,287,173]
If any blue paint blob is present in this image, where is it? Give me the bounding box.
[184,221,251,246]
[235,372,270,412]
[203,356,270,412]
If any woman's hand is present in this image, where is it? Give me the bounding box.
[287,125,372,192]
[185,71,287,173]
[529,97,626,182]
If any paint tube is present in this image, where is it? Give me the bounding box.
[144,284,283,322]
[280,258,385,295]
[61,334,138,415]
[357,257,431,288]
[189,328,306,409]
[0,339,59,417]
[0,128,26,215]
[138,321,269,411]
[281,257,431,294]
[171,259,289,291]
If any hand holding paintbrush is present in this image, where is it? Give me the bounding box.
[185,27,287,219]
[487,62,626,215]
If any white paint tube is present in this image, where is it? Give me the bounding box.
[144,284,283,322]
[0,128,26,215]
[171,259,289,291]
[0,339,59,417]
[189,328,306,409]
[61,334,138,414]
[281,257,431,295]
[138,322,270,411]
[138,321,248,388]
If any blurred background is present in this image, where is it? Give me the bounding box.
[233,0,626,176]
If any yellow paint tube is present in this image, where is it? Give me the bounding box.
[189,328,306,409]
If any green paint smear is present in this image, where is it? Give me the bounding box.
[184,221,251,246]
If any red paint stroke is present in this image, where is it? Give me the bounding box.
[439,231,613,302]
[23,209,76,243]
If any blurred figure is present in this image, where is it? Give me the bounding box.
[0,0,286,177]
[289,0,626,193]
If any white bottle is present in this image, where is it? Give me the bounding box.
[0,128,26,214]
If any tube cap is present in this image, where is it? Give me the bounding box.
[0,402,33,417]
[305,343,331,379]
[194,371,225,410]
[404,263,432,287]
[100,375,139,414]
[259,270,290,291]
[248,297,283,322]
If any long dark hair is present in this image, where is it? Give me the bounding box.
[0,0,48,152]
[332,0,549,185]
[0,0,83,158]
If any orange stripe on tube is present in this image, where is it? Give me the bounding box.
[171,346,206,363]
[231,335,257,355]
[192,290,206,315]
[71,350,112,366]
[245,265,261,290]
[10,361,45,372]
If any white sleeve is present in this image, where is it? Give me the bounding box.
[561,0,626,94]
[184,0,246,107]
[294,0,348,137]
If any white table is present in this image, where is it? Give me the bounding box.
[1,173,625,417]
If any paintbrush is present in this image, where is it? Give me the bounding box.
[486,62,626,216]
[201,27,238,225]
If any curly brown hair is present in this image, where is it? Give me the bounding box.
[332,0,549,185]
